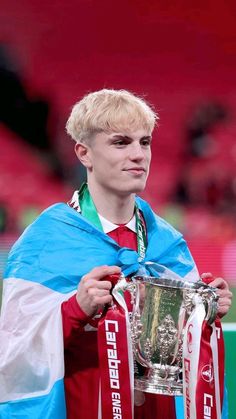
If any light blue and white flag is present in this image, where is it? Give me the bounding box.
[0,197,202,418]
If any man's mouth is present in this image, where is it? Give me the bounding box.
[124,167,146,175]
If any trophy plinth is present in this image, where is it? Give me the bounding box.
[134,368,183,396]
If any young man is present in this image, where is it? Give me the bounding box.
[0,89,232,419]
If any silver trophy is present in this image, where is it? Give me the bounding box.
[115,275,218,396]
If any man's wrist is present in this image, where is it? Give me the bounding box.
[69,294,93,325]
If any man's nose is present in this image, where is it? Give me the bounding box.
[130,144,145,160]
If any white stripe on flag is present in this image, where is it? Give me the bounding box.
[0,277,73,402]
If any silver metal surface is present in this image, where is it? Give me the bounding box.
[121,276,218,396]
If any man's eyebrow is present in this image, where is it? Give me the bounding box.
[110,134,152,141]
[109,134,131,140]
[140,135,152,141]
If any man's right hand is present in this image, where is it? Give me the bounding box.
[76,265,121,317]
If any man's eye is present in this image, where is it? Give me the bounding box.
[114,140,126,146]
[141,140,151,146]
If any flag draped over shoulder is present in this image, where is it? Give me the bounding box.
[0,196,200,418]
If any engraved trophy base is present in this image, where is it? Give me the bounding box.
[134,376,182,396]
[134,365,183,396]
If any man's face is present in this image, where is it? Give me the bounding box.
[83,128,152,197]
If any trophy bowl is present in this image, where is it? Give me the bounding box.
[124,275,218,396]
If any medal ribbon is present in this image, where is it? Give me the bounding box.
[183,295,224,419]
[69,183,147,258]
[71,183,146,419]
[97,284,134,419]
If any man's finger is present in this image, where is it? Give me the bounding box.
[208,277,229,289]
[82,265,121,282]
[88,287,112,297]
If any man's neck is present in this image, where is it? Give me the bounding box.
[87,182,136,224]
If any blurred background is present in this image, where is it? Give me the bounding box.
[0,1,235,416]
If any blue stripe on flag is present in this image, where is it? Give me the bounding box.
[222,382,229,419]
[4,202,196,293]
[175,395,184,419]
[0,379,66,419]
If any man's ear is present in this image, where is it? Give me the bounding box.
[74,142,92,169]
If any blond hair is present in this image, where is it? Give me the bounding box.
[66,89,158,143]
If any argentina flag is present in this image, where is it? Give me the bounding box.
[0,197,216,419]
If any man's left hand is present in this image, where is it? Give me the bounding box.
[201,272,233,318]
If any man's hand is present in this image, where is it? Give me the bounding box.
[201,272,233,318]
[76,265,121,317]
[134,390,145,407]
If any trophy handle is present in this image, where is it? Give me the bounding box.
[197,285,219,324]
[184,281,219,325]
